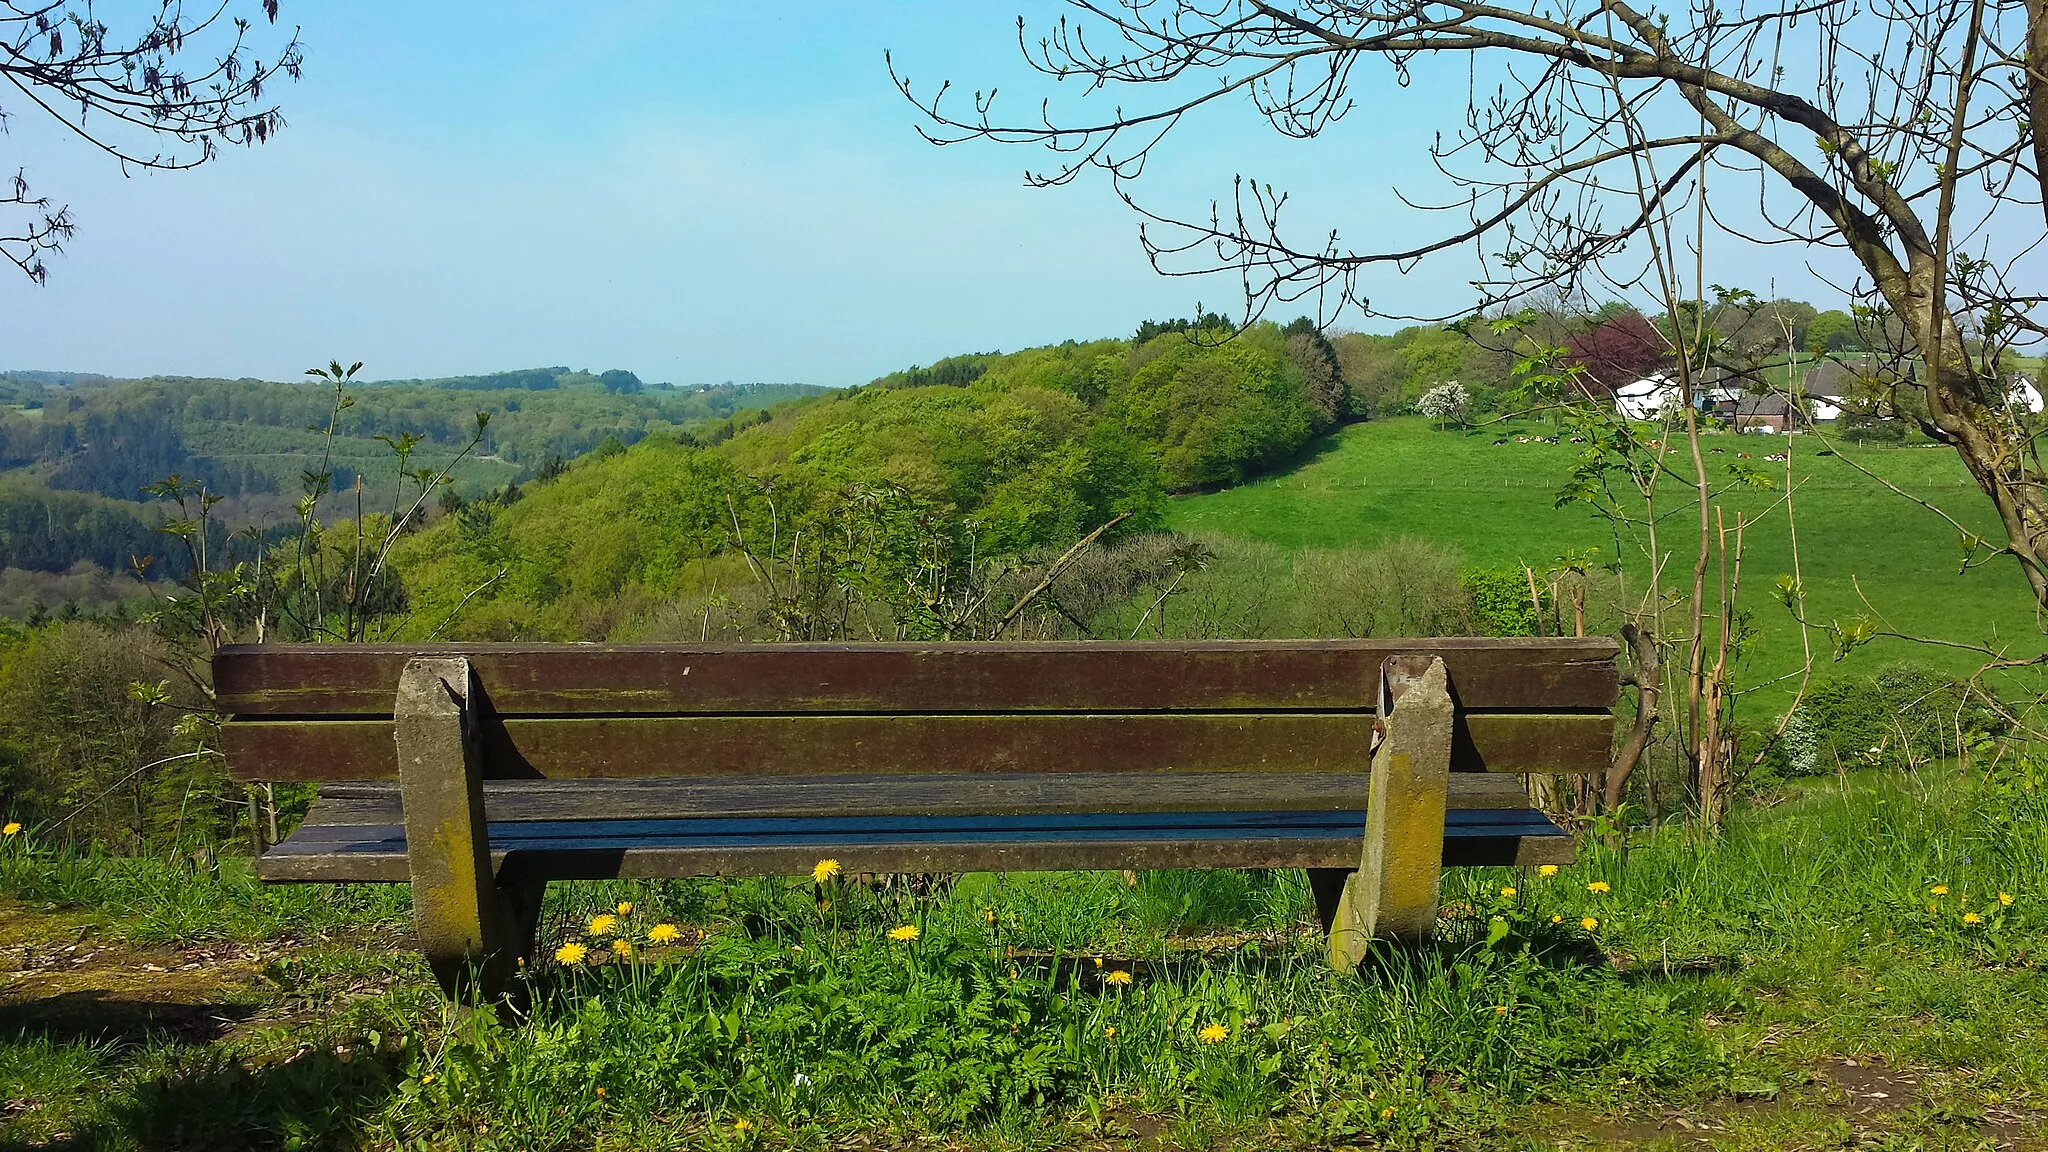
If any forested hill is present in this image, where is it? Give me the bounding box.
[391,320,1358,639]
[0,369,825,616]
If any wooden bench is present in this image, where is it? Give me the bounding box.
[215,638,1619,999]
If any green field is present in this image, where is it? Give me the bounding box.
[1168,417,2041,705]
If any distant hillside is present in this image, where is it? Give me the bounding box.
[391,320,1353,640]
[0,369,831,617]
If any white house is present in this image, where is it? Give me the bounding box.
[2007,373,2043,414]
[1613,374,1679,421]
[1802,361,1860,421]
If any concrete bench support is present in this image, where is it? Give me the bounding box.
[396,657,538,1002]
[1318,655,1454,970]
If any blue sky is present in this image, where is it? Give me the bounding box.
[2,1,1851,386]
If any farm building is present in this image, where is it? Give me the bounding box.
[2006,373,2043,413]
[1801,361,1859,420]
[1733,394,1799,433]
[1612,374,1679,420]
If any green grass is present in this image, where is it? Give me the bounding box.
[1167,416,2041,704]
[2,766,2043,1149]
[0,849,410,946]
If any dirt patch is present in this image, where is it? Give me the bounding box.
[1815,1057,2046,1150]
[1553,1061,2048,1151]
[1818,1055,1921,1115]
[0,899,273,1044]
[1550,1099,1784,1150]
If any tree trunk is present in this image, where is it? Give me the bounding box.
[1603,623,1662,812]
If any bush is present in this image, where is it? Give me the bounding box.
[0,622,213,850]
[1839,415,1907,443]
[1770,662,2003,775]
[1293,538,1471,637]
[1461,568,1540,636]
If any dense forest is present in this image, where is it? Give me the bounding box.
[0,369,824,616]
[390,319,1357,639]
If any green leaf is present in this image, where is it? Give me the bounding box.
[1485,916,1510,949]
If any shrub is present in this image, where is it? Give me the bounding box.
[1293,538,1471,637]
[1773,662,2003,775]
[1461,568,1540,636]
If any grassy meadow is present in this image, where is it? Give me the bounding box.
[1169,417,2040,704]
[2,764,2044,1150]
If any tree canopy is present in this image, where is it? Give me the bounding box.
[2,1,300,282]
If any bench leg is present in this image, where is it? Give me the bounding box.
[396,657,531,1003]
[1307,868,1352,935]
[1326,656,1454,971]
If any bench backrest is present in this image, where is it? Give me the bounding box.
[216,638,1620,789]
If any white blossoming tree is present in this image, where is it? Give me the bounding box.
[1417,382,1470,429]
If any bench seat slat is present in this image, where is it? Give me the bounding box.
[215,638,1622,716]
[223,712,1613,782]
[256,808,1574,882]
[277,808,1553,843]
[299,772,1534,822]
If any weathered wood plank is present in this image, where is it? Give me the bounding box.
[279,807,1553,842]
[215,638,1621,717]
[300,771,1535,823]
[222,711,1614,782]
[254,812,1574,883]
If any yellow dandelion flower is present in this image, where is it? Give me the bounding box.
[2,822,19,836]
[1380,1106,1395,1119]
[734,1118,753,1133]
[1105,969,1133,986]
[1580,916,1600,931]
[612,938,633,958]
[1963,912,1982,925]
[594,1085,607,1098]
[1198,1023,1229,1044]
[888,924,920,942]
[1493,1005,1509,1016]
[1103,1026,1117,1039]
[1537,864,1558,877]
[1931,885,1949,896]
[1999,892,2014,907]
[1093,956,1103,968]
[983,906,996,924]
[648,922,682,945]
[420,1073,436,1085]
[1499,886,1516,897]
[587,913,618,936]
[811,859,841,884]
[1551,915,1563,924]
[1927,903,1939,913]
[1587,881,1611,894]
[554,941,588,964]
[616,901,633,916]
